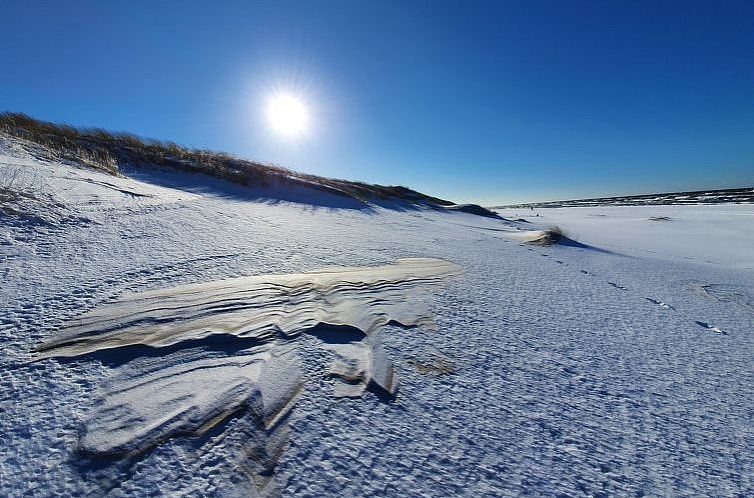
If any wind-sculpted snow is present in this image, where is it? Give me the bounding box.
[35,258,461,493]
[38,258,462,358]
[77,345,302,457]
[7,148,754,497]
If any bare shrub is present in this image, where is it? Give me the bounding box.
[0,165,42,200]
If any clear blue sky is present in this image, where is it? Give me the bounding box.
[2,1,752,204]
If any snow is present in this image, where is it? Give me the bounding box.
[1,140,753,496]
[495,205,754,269]
[37,257,462,358]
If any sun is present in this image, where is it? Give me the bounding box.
[265,93,309,137]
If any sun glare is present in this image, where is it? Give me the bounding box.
[265,94,309,137]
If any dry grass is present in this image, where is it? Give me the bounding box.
[524,226,567,246]
[1,165,41,202]
[0,112,453,206]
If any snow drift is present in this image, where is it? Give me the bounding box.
[35,258,461,492]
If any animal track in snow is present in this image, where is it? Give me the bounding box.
[515,236,731,341]
[645,297,674,310]
[695,321,728,335]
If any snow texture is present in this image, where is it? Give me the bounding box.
[34,257,459,492]
[1,138,753,497]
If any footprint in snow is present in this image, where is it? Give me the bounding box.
[645,297,674,310]
[608,282,627,291]
[579,270,594,276]
[695,321,728,335]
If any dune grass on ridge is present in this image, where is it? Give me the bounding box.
[0,112,453,206]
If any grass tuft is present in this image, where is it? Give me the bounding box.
[524,226,567,246]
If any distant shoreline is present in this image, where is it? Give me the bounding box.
[491,186,754,209]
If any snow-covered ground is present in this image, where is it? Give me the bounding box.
[1,142,753,497]
[495,205,754,270]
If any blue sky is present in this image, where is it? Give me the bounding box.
[2,1,752,204]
